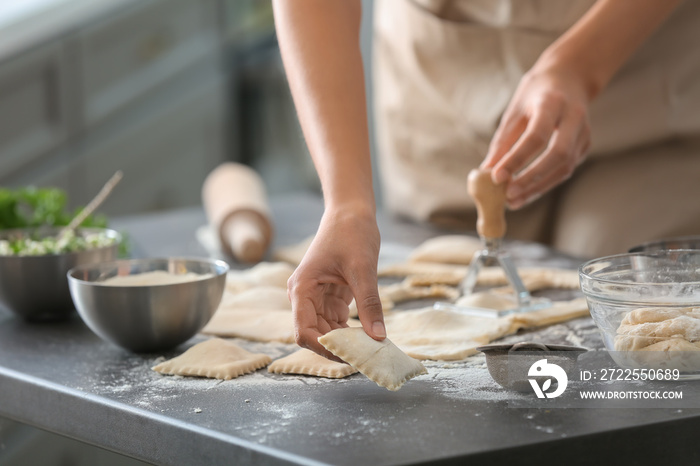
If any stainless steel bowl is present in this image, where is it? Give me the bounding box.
[67,257,228,352]
[0,227,120,321]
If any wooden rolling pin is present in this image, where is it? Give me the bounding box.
[202,163,273,263]
[467,168,507,240]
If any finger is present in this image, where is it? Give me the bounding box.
[492,106,561,184]
[482,110,527,169]
[290,292,346,362]
[505,112,581,204]
[348,269,386,341]
[298,326,346,363]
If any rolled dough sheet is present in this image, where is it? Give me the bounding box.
[385,297,590,361]
[152,338,271,380]
[273,235,314,266]
[385,308,514,361]
[225,262,295,293]
[408,235,483,265]
[379,282,460,304]
[201,309,294,343]
[268,348,358,378]
[319,327,427,391]
[219,286,291,311]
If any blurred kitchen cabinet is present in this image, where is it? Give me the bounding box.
[0,0,228,215]
[0,41,74,177]
[73,72,225,215]
[77,0,219,127]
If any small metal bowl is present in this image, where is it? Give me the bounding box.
[0,227,120,322]
[68,257,228,353]
[477,342,588,392]
[629,235,700,253]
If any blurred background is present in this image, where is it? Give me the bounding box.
[0,0,375,464]
[0,0,378,216]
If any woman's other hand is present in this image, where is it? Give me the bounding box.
[482,63,591,209]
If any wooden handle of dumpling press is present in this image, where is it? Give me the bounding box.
[468,168,507,239]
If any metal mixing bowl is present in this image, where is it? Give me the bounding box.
[629,235,700,253]
[67,257,228,352]
[0,227,120,321]
[579,250,700,372]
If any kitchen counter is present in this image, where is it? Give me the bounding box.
[1,193,699,466]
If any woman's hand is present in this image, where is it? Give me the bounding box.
[482,63,592,210]
[287,206,385,360]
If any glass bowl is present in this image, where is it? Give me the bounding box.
[579,250,700,373]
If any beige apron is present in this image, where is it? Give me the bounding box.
[373,0,700,257]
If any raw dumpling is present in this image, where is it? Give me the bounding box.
[318,327,427,391]
[152,338,271,380]
[268,349,358,378]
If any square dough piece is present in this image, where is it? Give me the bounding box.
[408,235,483,265]
[268,349,358,378]
[319,327,427,391]
[152,338,271,380]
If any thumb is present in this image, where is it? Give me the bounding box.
[350,275,386,341]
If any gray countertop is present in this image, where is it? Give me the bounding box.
[1,193,699,465]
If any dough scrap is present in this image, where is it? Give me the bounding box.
[379,282,460,304]
[378,262,468,279]
[225,262,295,293]
[201,309,294,343]
[455,291,517,311]
[268,349,358,378]
[273,235,314,266]
[385,265,580,292]
[617,313,700,342]
[219,286,291,311]
[152,338,271,380]
[507,297,590,330]
[318,327,427,391]
[614,307,700,371]
[408,235,483,265]
[403,272,464,287]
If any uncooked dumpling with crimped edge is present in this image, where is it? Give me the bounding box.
[268,348,358,378]
[152,338,271,380]
[318,327,427,391]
